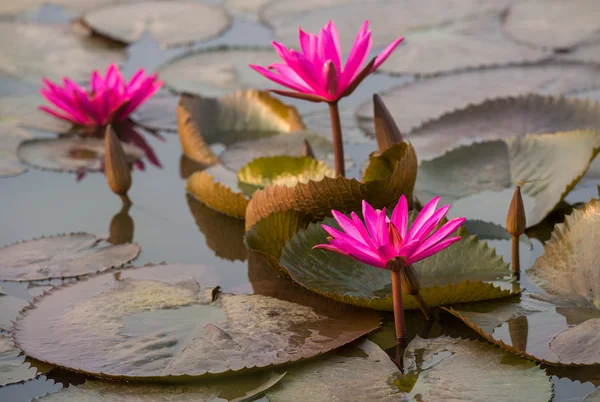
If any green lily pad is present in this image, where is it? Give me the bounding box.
[17,136,144,173]
[177,90,305,168]
[0,335,40,387]
[0,22,125,84]
[159,47,279,96]
[278,213,513,311]
[0,233,140,281]
[13,263,380,381]
[34,371,286,401]
[0,124,31,178]
[82,1,231,47]
[415,130,600,227]
[245,142,418,230]
[237,156,335,197]
[187,194,247,262]
[380,12,550,76]
[502,0,600,50]
[356,64,600,135]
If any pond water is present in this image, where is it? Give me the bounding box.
[1,1,600,401]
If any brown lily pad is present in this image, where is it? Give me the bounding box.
[0,233,140,281]
[82,1,232,47]
[17,136,144,173]
[502,0,600,50]
[13,263,380,381]
[356,63,600,135]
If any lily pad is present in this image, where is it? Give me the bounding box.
[0,124,31,178]
[463,220,531,247]
[245,142,418,230]
[278,213,513,311]
[262,0,518,49]
[83,1,231,47]
[34,371,286,401]
[561,43,600,65]
[0,295,28,332]
[415,130,600,227]
[17,136,144,173]
[159,47,279,95]
[502,0,600,50]
[224,0,271,20]
[303,106,371,145]
[187,194,248,262]
[356,63,600,135]
[13,263,380,381]
[586,388,600,401]
[0,22,125,84]
[0,94,71,134]
[237,156,335,197]
[177,90,305,168]
[186,166,248,219]
[130,94,178,133]
[380,12,551,76]
[0,335,39,387]
[0,233,140,281]
[0,0,130,16]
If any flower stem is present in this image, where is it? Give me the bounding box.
[390,269,407,347]
[328,101,345,177]
[512,235,520,279]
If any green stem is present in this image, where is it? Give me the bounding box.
[328,101,345,177]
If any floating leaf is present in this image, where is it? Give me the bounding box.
[262,0,517,49]
[562,43,600,65]
[0,94,71,134]
[187,194,247,262]
[17,136,144,173]
[130,94,178,133]
[0,124,31,178]
[278,214,513,311]
[0,22,125,84]
[0,335,40,387]
[13,264,380,381]
[0,233,140,281]
[502,0,600,50]
[177,90,305,167]
[83,1,231,47]
[380,12,550,76]
[356,64,600,135]
[416,130,600,227]
[237,156,335,197]
[159,47,279,95]
[186,166,248,219]
[586,388,600,401]
[0,295,28,332]
[34,371,285,401]
[463,220,531,247]
[407,95,600,162]
[224,0,271,20]
[0,0,129,16]
[303,106,370,144]
[245,142,417,230]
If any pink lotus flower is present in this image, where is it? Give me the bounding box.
[39,64,163,127]
[314,196,466,268]
[250,20,403,103]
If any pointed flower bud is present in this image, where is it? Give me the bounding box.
[302,139,316,159]
[373,93,403,152]
[506,185,526,236]
[323,60,338,98]
[400,264,421,296]
[388,222,403,251]
[104,125,132,196]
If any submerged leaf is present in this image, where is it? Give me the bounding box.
[17,136,144,173]
[356,64,600,135]
[0,124,31,178]
[416,130,600,227]
[83,1,231,47]
[0,233,140,281]
[279,215,513,310]
[13,264,380,380]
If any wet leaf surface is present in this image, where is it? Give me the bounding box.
[502,0,600,50]
[13,264,380,380]
[0,233,140,281]
[17,136,144,173]
[186,194,248,262]
[34,371,286,401]
[83,1,231,47]
[0,22,125,84]
[356,63,600,135]
[0,125,32,178]
[416,130,600,227]
[0,335,39,387]
[380,12,550,76]
[278,214,513,311]
[159,48,278,95]
[237,156,335,197]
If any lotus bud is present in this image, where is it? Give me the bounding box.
[323,60,338,98]
[506,185,526,236]
[302,139,316,159]
[104,125,132,196]
[373,93,403,153]
[400,264,420,296]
